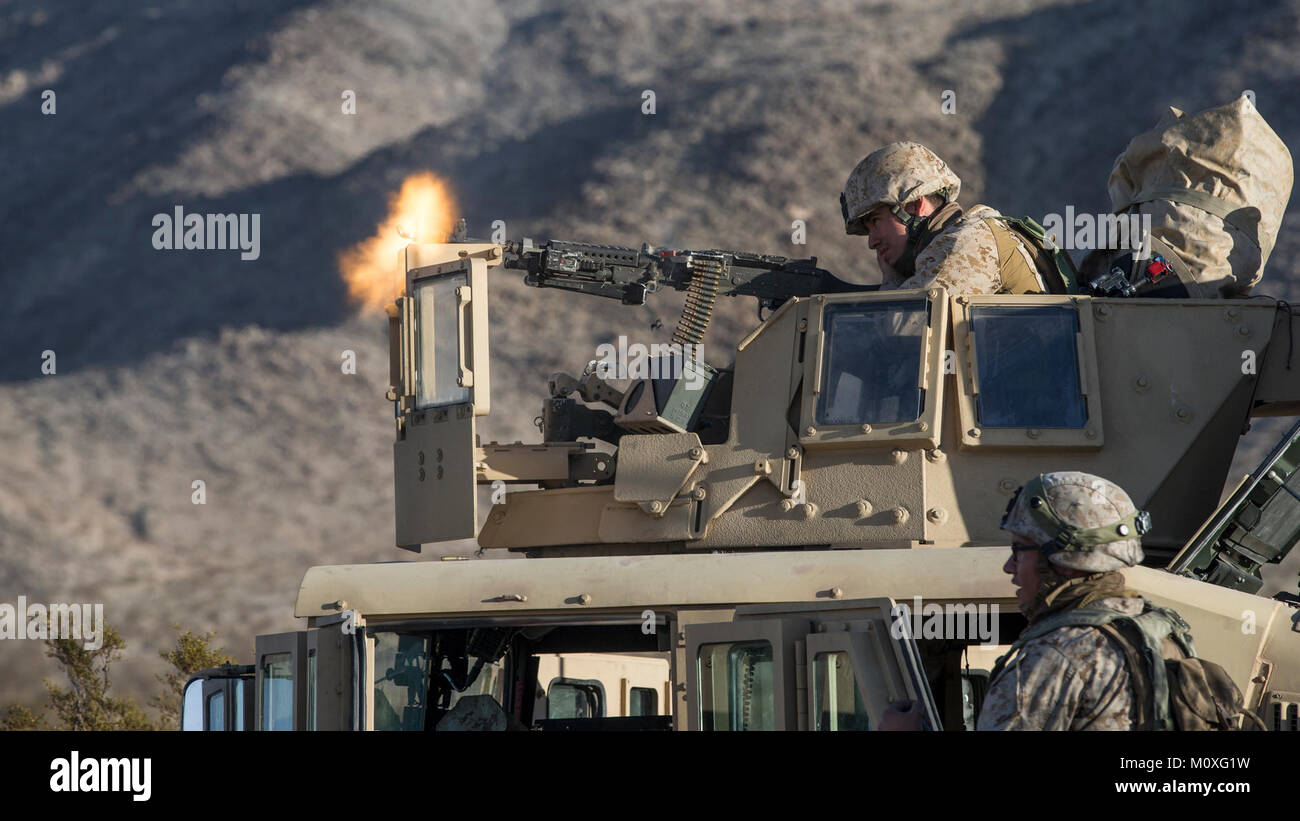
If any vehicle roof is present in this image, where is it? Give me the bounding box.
[296,547,1015,619]
[296,547,1279,625]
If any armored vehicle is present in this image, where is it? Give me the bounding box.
[185,239,1300,732]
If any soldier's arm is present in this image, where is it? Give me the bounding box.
[976,640,1085,731]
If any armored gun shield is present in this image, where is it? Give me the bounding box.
[392,244,496,549]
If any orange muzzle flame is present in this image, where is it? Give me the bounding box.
[338,172,459,312]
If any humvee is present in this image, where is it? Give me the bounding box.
[184,240,1300,731]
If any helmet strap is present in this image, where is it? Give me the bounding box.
[888,199,961,282]
[891,230,923,282]
[890,203,926,232]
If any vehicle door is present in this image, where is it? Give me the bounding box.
[684,597,940,731]
[254,614,359,730]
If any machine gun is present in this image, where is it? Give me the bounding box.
[501,238,866,347]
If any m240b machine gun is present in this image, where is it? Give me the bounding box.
[502,238,866,347]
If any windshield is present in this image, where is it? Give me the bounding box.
[372,629,507,731]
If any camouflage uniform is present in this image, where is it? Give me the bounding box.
[977,595,1141,731]
[841,142,1045,294]
[896,204,1043,293]
[980,472,1154,731]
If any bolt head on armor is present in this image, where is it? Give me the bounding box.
[841,142,962,235]
[1001,471,1146,572]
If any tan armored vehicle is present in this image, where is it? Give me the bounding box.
[185,239,1300,732]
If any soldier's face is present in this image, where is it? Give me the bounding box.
[1004,537,1041,610]
[863,207,909,269]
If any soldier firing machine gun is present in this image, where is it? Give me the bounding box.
[497,237,866,460]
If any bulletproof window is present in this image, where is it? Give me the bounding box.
[811,651,869,731]
[206,690,225,732]
[182,680,203,731]
[969,304,1087,428]
[815,299,929,426]
[260,653,294,731]
[629,686,658,717]
[412,273,471,409]
[697,639,775,731]
[233,678,247,732]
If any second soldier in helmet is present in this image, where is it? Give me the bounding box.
[982,471,1152,730]
[842,142,1047,294]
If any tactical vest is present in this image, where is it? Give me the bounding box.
[983,216,1049,294]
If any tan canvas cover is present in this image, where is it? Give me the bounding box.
[1107,96,1293,297]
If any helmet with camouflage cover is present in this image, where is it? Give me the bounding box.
[841,142,962,235]
[1000,472,1150,572]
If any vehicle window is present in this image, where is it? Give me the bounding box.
[440,654,505,712]
[413,275,471,409]
[629,686,658,717]
[547,679,605,719]
[181,679,203,731]
[373,632,431,731]
[206,690,225,732]
[970,304,1086,428]
[816,300,928,426]
[260,653,294,731]
[233,678,246,731]
[698,639,774,731]
[812,651,869,731]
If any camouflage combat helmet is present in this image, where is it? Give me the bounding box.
[841,142,961,235]
[1000,472,1150,572]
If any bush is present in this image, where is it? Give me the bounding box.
[151,627,234,731]
[43,622,154,731]
[2,622,234,731]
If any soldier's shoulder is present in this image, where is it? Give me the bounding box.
[1021,600,1145,666]
[1090,596,1145,617]
[926,206,1001,256]
[961,203,1002,221]
[1022,624,1120,661]
[907,206,1001,290]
